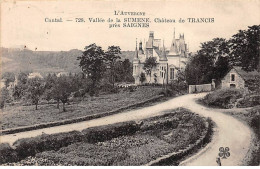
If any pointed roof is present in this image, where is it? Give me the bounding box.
[133,39,140,61]
[168,28,179,56]
[160,40,168,61]
[138,41,144,55]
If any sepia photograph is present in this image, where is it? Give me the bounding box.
[0,0,259,166]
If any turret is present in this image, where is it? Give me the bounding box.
[133,39,139,62]
[138,41,144,54]
[139,41,143,51]
[168,28,179,56]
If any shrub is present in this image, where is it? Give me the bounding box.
[0,143,18,164]
[202,89,243,108]
[237,95,260,108]
[250,115,260,135]
[82,121,140,143]
[9,121,140,163]
[159,88,177,97]
[13,131,84,160]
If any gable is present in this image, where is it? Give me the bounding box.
[223,68,244,82]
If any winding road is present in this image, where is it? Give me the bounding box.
[0,93,252,166]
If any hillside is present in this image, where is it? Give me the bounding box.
[1,48,135,76]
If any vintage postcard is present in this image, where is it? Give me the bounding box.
[0,0,259,166]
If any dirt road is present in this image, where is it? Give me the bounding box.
[0,93,252,166]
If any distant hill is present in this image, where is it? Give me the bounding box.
[1,48,135,76]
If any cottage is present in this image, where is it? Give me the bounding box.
[221,66,260,90]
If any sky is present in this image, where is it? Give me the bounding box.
[1,0,260,52]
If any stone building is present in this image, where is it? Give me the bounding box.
[221,66,259,89]
[133,29,189,85]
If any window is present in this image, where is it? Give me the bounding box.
[231,74,235,81]
[170,68,174,79]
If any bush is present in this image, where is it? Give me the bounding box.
[0,143,18,164]
[237,95,260,108]
[159,88,177,97]
[82,121,140,143]
[250,115,260,134]
[13,131,84,160]
[202,89,243,108]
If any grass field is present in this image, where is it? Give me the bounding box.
[1,87,163,130]
[4,109,208,166]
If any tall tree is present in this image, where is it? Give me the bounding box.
[143,57,157,83]
[77,44,106,96]
[185,38,230,85]
[105,46,121,87]
[229,25,260,71]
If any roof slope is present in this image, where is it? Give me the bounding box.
[233,66,260,80]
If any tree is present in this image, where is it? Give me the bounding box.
[105,46,121,87]
[18,72,28,85]
[56,76,72,112]
[77,44,106,96]
[26,78,45,110]
[51,82,61,109]
[13,72,29,100]
[229,25,260,71]
[185,38,230,85]
[44,73,57,90]
[43,89,53,104]
[0,88,12,108]
[114,59,134,83]
[143,57,157,83]
[2,72,15,87]
[139,72,146,84]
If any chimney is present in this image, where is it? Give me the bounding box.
[149,31,154,39]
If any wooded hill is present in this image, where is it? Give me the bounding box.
[1,47,135,76]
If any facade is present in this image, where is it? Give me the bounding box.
[221,66,259,89]
[133,30,189,85]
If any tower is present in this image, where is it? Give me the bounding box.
[138,41,144,54]
[146,31,154,57]
[159,40,168,84]
[133,39,141,84]
[168,28,179,56]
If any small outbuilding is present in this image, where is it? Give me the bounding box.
[221,66,259,90]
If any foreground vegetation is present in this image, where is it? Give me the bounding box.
[222,106,260,165]
[1,86,162,130]
[201,88,260,109]
[201,89,244,108]
[1,108,210,166]
[201,88,260,165]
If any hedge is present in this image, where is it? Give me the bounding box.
[0,121,139,164]
[0,143,18,164]
[81,121,140,143]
